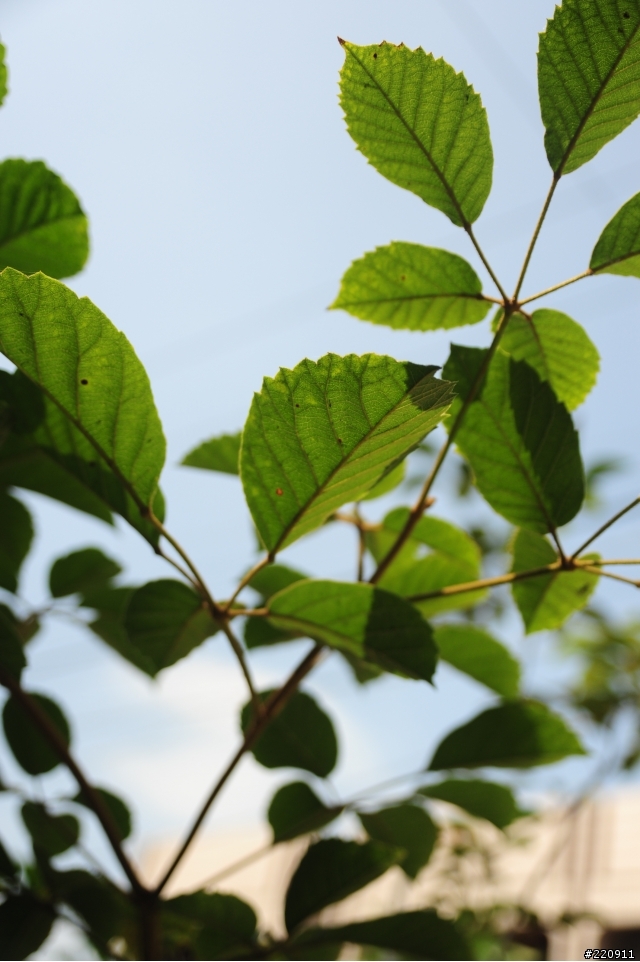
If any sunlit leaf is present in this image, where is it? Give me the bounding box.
[429,700,585,769]
[500,309,599,410]
[285,838,403,933]
[49,547,121,598]
[434,624,520,698]
[241,353,453,554]
[444,346,584,532]
[0,42,7,108]
[511,529,598,633]
[241,690,338,777]
[3,692,70,775]
[0,160,89,278]
[359,803,438,878]
[21,801,79,857]
[340,42,493,225]
[360,460,405,500]
[538,0,640,174]
[590,190,640,276]
[420,778,523,828]
[266,579,438,681]
[268,782,343,842]
[331,243,491,330]
[181,432,241,475]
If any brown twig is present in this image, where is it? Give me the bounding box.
[518,269,592,306]
[223,555,271,614]
[571,496,640,558]
[218,619,263,720]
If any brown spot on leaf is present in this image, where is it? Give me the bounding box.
[276,488,283,496]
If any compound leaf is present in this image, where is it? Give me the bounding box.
[420,778,523,829]
[266,579,438,682]
[511,529,598,633]
[124,580,218,676]
[268,782,343,842]
[444,347,584,533]
[331,243,491,331]
[291,910,471,961]
[434,624,520,698]
[429,700,585,770]
[241,690,338,777]
[284,838,403,933]
[241,354,453,554]
[21,801,79,857]
[590,190,640,276]
[0,893,55,960]
[340,42,493,225]
[0,490,32,593]
[181,432,241,475]
[49,547,121,598]
[3,692,70,775]
[0,159,89,279]
[500,309,599,410]
[359,804,438,878]
[538,0,640,175]
[0,270,166,541]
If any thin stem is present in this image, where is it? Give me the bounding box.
[465,224,509,302]
[512,175,560,301]
[202,841,274,889]
[406,561,562,604]
[581,565,639,588]
[154,543,201,591]
[581,559,640,566]
[518,269,592,306]
[354,505,366,582]
[229,606,268,619]
[149,513,221,615]
[0,668,144,894]
[571,497,640,558]
[154,642,326,895]
[371,308,515,584]
[223,555,271,614]
[218,619,262,720]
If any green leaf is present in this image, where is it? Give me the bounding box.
[51,868,133,949]
[72,787,132,842]
[83,585,157,675]
[266,579,438,682]
[241,690,338,777]
[0,42,7,108]
[331,243,491,331]
[240,353,453,554]
[49,547,121,598]
[181,431,241,475]
[367,508,485,617]
[0,894,55,960]
[0,160,89,279]
[360,460,405,500]
[0,606,27,680]
[339,41,493,225]
[590,190,640,276]
[0,270,166,541]
[341,650,384,684]
[0,491,32,593]
[284,838,403,933]
[2,692,70,775]
[444,347,584,533]
[0,838,18,878]
[434,624,520,698]
[163,891,257,961]
[511,529,598,633]
[359,804,438,878]
[124,580,219,676]
[429,700,586,770]
[420,778,523,829]
[291,910,471,961]
[538,0,640,175]
[500,309,599,410]
[249,563,308,599]
[21,802,79,857]
[268,782,343,842]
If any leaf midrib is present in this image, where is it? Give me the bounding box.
[0,212,85,253]
[337,292,486,306]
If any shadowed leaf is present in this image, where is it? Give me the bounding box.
[21,802,79,857]
[434,624,520,697]
[242,690,338,777]
[3,692,70,775]
[268,782,343,842]
[0,491,32,593]
[49,547,121,598]
[421,778,523,829]
[359,803,438,878]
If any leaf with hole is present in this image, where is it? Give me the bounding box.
[340,42,493,225]
[21,801,79,857]
[359,803,438,878]
[429,700,585,770]
[511,529,598,633]
[266,579,438,682]
[124,580,219,676]
[241,690,338,777]
[284,837,404,933]
[49,547,121,598]
[0,491,32,593]
[181,432,241,475]
[434,624,520,698]
[241,353,453,554]
[500,309,599,410]
[2,692,70,775]
[538,0,640,175]
[73,787,132,842]
[0,159,89,278]
[268,782,343,842]
[0,270,166,542]
[331,243,492,331]
[444,346,584,533]
[591,191,640,277]
[420,778,524,829]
